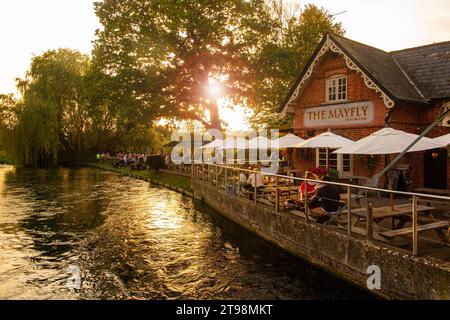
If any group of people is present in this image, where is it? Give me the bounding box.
[97,152,148,170]
[239,167,265,191]
[238,167,342,223]
[297,171,342,223]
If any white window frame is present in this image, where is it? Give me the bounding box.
[316,148,353,177]
[326,75,347,103]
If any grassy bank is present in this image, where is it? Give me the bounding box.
[86,162,193,195]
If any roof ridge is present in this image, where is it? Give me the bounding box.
[390,40,450,53]
[329,33,391,55]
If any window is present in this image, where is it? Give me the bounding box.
[326,76,347,102]
[316,148,352,176]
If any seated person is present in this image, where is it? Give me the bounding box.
[308,176,342,223]
[299,171,318,201]
[245,170,265,191]
[239,171,248,186]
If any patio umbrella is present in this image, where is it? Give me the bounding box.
[298,131,354,169]
[217,136,248,150]
[200,139,223,149]
[248,136,275,150]
[271,133,305,170]
[431,133,450,147]
[333,127,444,210]
[298,131,354,149]
[272,133,305,148]
[333,128,444,154]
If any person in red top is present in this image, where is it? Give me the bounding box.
[299,171,318,201]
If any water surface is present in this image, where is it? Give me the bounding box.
[0,166,372,299]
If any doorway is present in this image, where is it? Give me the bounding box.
[424,149,448,189]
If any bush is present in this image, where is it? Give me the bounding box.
[0,151,11,164]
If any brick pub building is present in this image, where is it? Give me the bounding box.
[280,33,450,190]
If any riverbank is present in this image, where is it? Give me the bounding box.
[85,162,193,196]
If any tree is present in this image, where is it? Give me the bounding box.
[0,94,18,162]
[92,0,274,130]
[247,3,345,128]
[10,49,90,166]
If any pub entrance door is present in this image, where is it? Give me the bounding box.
[424,149,447,189]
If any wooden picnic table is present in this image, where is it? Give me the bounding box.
[351,204,434,225]
[340,193,365,208]
[347,203,450,243]
[413,188,450,196]
[338,175,369,186]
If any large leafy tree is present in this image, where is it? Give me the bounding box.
[92,0,273,130]
[248,3,345,128]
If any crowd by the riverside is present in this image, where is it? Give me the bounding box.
[97,152,171,170]
[98,153,145,170]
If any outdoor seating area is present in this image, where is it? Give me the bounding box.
[190,162,450,258]
[102,128,450,259]
[172,128,450,258]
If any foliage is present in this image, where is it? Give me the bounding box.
[0,150,11,164]
[310,166,339,181]
[2,2,347,167]
[3,50,171,167]
[5,49,90,167]
[0,94,18,161]
[328,168,339,182]
[92,0,273,129]
[247,3,345,129]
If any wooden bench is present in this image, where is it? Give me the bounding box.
[418,199,450,207]
[380,221,449,243]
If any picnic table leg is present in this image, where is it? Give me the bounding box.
[237,169,240,199]
[412,195,418,256]
[435,229,449,244]
[216,166,218,189]
[367,201,373,241]
[254,173,257,203]
[304,179,309,223]
[275,176,279,213]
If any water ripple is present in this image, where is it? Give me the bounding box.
[0,166,372,300]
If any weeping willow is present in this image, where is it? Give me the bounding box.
[14,100,59,167]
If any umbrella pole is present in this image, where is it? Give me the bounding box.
[389,174,394,211]
[326,147,329,171]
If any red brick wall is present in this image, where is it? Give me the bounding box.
[290,51,450,189]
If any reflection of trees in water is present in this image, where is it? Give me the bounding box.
[6,168,110,258]
[0,167,372,299]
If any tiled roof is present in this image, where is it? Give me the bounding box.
[280,34,450,112]
[392,41,450,100]
[330,34,426,103]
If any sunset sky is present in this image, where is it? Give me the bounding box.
[1,0,450,129]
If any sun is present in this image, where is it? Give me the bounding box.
[206,80,222,98]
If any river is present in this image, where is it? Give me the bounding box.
[0,166,372,299]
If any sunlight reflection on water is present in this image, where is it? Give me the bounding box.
[0,166,372,300]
